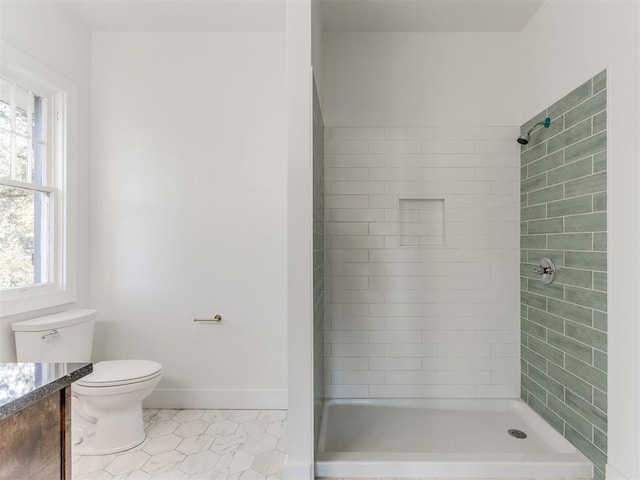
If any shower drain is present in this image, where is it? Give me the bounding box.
[508,429,527,439]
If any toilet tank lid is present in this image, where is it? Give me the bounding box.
[12,309,97,332]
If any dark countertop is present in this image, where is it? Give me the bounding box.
[0,363,93,420]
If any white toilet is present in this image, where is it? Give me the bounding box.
[12,309,162,455]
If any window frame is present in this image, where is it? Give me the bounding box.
[0,41,77,317]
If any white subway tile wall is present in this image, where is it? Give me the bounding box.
[398,198,446,247]
[324,126,521,399]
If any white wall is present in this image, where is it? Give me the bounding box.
[520,2,640,479]
[311,0,324,97]
[91,32,288,409]
[322,32,521,127]
[285,1,315,478]
[0,2,92,360]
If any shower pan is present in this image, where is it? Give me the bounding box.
[316,399,591,478]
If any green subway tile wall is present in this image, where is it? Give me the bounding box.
[520,70,607,480]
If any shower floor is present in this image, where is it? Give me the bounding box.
[316,398,592,479]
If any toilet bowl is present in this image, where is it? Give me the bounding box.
[72,360,162,455]
[12,310,163,455]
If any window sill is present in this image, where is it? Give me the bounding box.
[0,287,76,318]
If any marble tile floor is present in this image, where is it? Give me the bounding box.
[72,409,287,480]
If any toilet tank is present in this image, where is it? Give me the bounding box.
[12,309,96,363]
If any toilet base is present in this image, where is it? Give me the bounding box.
[70,361,162,456]
[73,434,145,456]
[72,401,147,455]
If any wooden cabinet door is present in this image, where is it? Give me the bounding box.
[0,391,64,480]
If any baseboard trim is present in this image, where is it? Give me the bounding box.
[144,388,287,410]
[284,462,313,480]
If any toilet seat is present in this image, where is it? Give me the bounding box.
[75,360,162,387]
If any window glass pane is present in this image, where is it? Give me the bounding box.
[15,135,29,182]
[0,79,10,130]
[0,186,50,288]
[0,364,35,403]
[0,132,10,178]
[33,96,44,143]
[15,86,29,137]
[33,142,45,185]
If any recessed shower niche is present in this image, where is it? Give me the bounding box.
[398,197,446,247]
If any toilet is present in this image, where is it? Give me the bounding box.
[12,309,162,455]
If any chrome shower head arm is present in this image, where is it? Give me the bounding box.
[517,117,551,145]
[526,120,546,136]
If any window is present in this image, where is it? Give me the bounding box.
[0,42,76,316]
[0,78,52,288]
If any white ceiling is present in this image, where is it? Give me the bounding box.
[320,0,545,32]
[46,0,544,33]
[60,0,286,32]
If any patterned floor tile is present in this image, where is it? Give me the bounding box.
[237,420,267,438]
[146,420,179,438]
[140,450,185,475]
[258,411,286,423]
[73,409,287,480]
[210,433,246,455]
[176,433,214,454]
[172,409,204,423]
[236,470,266,480]
[229,411,260,423]
[175,419,208,438]
[142,433,182,455]
[177,450,221,474]
[275,436,287,453]
[201,410,231,423]
[74,471,114,480]
[189,470,230,480]
[74,454,117,476]
[252,450,285,476]
[206,419,239,437]
[153,409,179,421]
[147,471,189,479]
[104,451,150,476]
[244,434,278,455]
[265,421,286,439]
[226,450,255,474]
[111,470,151,480]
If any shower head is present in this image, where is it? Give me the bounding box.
[517,117,551,145]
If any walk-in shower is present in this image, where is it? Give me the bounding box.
[312,6,607,474]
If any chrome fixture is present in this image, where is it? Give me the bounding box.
[193,314,222,323]
[533,257,557,285]
[517,117,551,145]
[508,429,527,439]
[41,329,59,340]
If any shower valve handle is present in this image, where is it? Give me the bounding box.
[533,257,557,285]
[533,266,553,275]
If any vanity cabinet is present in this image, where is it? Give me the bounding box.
[0,387,71,480]
[0,363,92,480]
